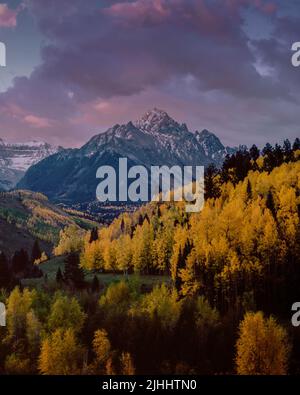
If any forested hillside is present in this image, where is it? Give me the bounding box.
[0,139,299,375]
[0,190,98,256]
[79,141,300,318]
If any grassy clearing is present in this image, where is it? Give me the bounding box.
[22,255,171,289]
[0,191,100,254]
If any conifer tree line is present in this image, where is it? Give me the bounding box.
[0,240,45,289]
[74,140,300,315]
[0,139,299,375]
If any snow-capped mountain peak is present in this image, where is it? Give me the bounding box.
[83,109,234,166]
[195,129,225,157]
[6,140,47,148]
[134,108,187,135]
[0,140,61,190]
[17,108,240,204]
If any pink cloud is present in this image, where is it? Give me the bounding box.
[261,2,277,15]
[23,115,52,128]
[0,104,52,128]
[0,3,19,28]
[103,0,276,39]
[226,0,277,15]
[105,0,276,27]
[104,0,170,26]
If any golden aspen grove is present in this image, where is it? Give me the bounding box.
[0,142,300,375]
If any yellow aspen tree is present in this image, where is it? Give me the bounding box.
[39,328,84,375]
[93,329,111,365]
[170,226,188,283]
[120,352,135,375]
[236,311,289,375]
[54,224,84,255]
[116,234,133,275]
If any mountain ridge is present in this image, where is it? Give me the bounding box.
[17,109,241,204]
[0,140,62,190]
[0,190,98,256]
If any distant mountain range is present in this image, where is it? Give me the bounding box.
[0,139,61,191]
[17,109,241,204]
[0,190,98,256]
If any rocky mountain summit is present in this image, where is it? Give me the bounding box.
[17,109,240,203]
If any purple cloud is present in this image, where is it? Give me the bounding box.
[0,0,299,147]
[0,3,19,28]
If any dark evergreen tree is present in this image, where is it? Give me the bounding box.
[31,239,42,264]
[205,164,220,200]
[220,154,233,183]
[138,214,144,226]
[32,265,43,279]
[0,252,11,288]
[266,189,276,218]
[89,227,99,243]
[235,150,252,182]
[262,143,275,172]
[56,267,64,283]
[293,137,300,151]
[157,206,161,218]
[221,150,252,185]
[249,144,260,161]
[130,225,135,238]
[12,249,29,275]
[262,142,273,157]
[91,275,100,293]
[120,219,125,233]
[174,247,184,293]
[273,144,284,167]
[246,180,252,201]
[283,139,292,162]
[175,241,192,295]
[64,253,85,288]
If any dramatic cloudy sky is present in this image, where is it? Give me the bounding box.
[0,0,299,147]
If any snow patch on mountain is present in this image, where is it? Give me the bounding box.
[0,140,61,190]
[17,108,241,204]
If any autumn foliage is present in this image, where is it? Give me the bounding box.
[0,143,299,375]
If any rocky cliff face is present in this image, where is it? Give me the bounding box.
[0,140,61,190]
[18,109,240,203]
